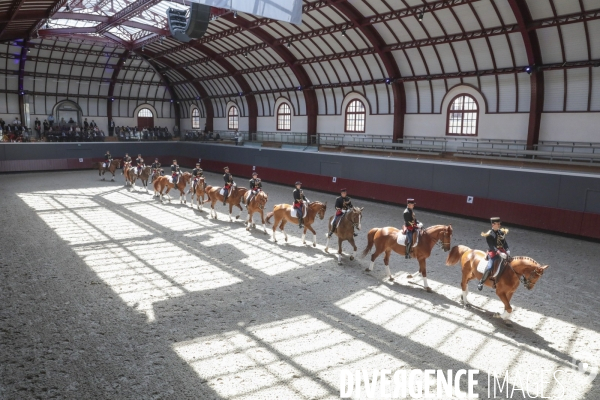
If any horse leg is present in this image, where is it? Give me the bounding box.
[228,204,233,222]
[246,211,252,231]
[337,237,343,265]
[279,220,288,242]
[307,225,317,247]
[272,216,279,242]
[493,291,514,323]
[324,235,330,253]
[236,203,242,220]
[348,237,357,261]
[461,273,472,307]
[383,250,394,281]
[418,259,432,292]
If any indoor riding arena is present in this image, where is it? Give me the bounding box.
[1,1,599,399]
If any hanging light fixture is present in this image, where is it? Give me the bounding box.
[417,10,424,22]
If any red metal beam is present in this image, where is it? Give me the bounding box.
[102,32,133,50]
[108,50,129,128]
[38,27,98,36]
[327,0,405,141]
[96,0,163,33]
[508,0,544,150]
[0,68,164,86]
[221,13,317,144]
[0,0,27,39]
[49,11,169,34]
[528,8,600,30]
[0,53,153,72]
[29,0,70,37]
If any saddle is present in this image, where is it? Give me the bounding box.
[399,226,420,247]
[291,203,308,218]
[476,257,508,288]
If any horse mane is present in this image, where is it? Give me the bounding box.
[511,256,540,266]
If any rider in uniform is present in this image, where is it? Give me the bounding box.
[328,188,357,238]
[122,153,132,174]
[293,181,309,229]
[191,163,204,193]
[104,151,112,168]
[151,158,161,171]
[135,154,144,176]
[171,159,180,185]
[222,167,234,205]
[246,172,262,206]
[151,158,161,180]
[478,217,510,290]
[403,199,420,259]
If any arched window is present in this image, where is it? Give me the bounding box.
[345,99,366,133]
[228,106,239,130]
[192,108,200,129]
[138,108,153,117]
[447,95,478,136]
[276,103,291,131]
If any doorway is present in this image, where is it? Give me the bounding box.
[137,108,154,129]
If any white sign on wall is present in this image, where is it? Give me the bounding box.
[253,166,256,170]
[79,158,83,162]
[332,177,337,183]
[467,196,474,204]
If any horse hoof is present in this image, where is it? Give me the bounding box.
[425,287,433,293]
[236,216,240,220]
[493,313,501,319]
[463,303,472,308]
[313,243,316,247]
[349,256,355,261]
[284,238,288,242]
[365,268,371,272]
[407,274,413,279]
[324,248,329,253]
[338,262,342,266]
[504,320,513,327]
[388,277,395,282]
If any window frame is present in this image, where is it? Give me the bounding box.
[445,94,479,137]
[191,108,200,129]
[137,108,153,118]
[344,99,366,133]
[227,106,239,130]
[276,103,292,131]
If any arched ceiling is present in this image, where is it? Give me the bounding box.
[1,0,599,131]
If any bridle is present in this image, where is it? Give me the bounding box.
[347,210,361,229]
[256,192,267,210]
[509,262,542,289]
[434,227,451,250]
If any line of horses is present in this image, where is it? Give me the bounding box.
[93,160,549,325]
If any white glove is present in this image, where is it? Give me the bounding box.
[417,222,423,229]
[506,250,511,256]
[499,252,507,259]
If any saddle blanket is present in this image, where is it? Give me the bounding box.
[476,258,503,278]
[168,176,177,184]
[290,205,307,218]
[396,232,407,245]
[219,188,226,196]
[102,162,107,168]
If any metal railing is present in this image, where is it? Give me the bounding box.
[317,133,394,147]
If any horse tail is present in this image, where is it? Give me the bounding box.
[205,186,213,201]
[361,228,379,258]
[446,245,471,266]
[265,210,274,225]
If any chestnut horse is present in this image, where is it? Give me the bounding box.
[324,207,364,265]
[204,185,248,221]
[265,201,327,246]
[93,159,121,181]
[361,225,453,292]
[189,177,206,210]
[153,172,192,204]
[446,245,548,324]
[244,191,269,233]
[125,165,151,192]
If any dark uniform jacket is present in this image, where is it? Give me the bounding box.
[171,164,180,174]
[104,153,112,161]
[136,157,144,165]
[223,173,234,186]
[151,161,161,169]
[484,229,509,255]
[334,196,353,215]
[192,167,203,177]
[249,178,262,190]
[293,188,308,204]
[403,208,418,230]
[124,155,131,163]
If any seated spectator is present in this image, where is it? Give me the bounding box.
[215,132,221,141]
[59,117,66,127]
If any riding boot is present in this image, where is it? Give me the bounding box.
[223,192,228,206]
[298,216,304,229]
[405,243,412,259]
[353,232,358,237]
[478,268,492,291]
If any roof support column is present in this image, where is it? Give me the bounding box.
[18,39,28,130]
[327,0,406,141]
[509,0,544,150]
[107,50,129,135]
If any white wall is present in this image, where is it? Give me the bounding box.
[257,97,307,132]
[540,113,600,143]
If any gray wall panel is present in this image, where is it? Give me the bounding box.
[488,170,562,208]
[557,176,600,212]
[432,165,490,197]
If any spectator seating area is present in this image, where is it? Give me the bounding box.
[116,126,173,141]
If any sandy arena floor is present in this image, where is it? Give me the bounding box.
[0,170,599,400]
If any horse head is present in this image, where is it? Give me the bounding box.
[348,207,364,230]
[256,191,268,210]
[114,159,122,168]
[511,258,549,290]
[314,201,327,220]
